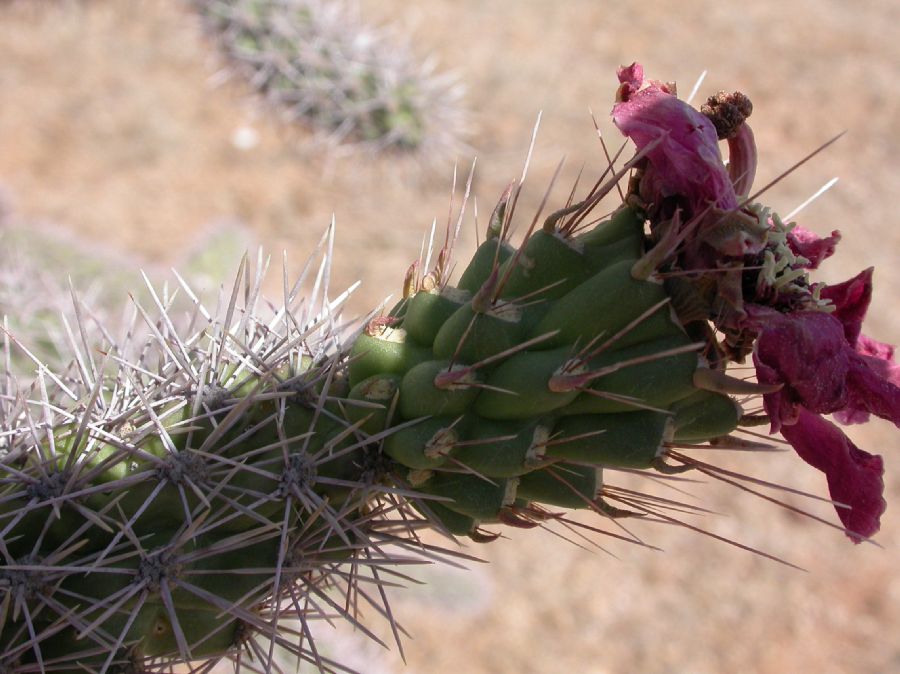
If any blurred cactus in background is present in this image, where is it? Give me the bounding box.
[193,0,468,157]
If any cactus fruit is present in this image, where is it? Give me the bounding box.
[2,63,900,673]
[194,0,468,155]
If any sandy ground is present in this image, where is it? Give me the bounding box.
[1,1,899,673]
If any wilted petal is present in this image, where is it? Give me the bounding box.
[616,62,644,98]
[750,306,900,429]
[613,64,738,212]
[786,226,841,269]
[858,333,896,362]
[779,409,885,542]
[844,336,900,421]
[752,310,850,421]
[840,351,900,427]
[820,267,873,346]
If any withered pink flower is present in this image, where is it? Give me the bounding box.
[612,63,738,213]
[749,305,900,540]
[616,63,898,542]
[842,336,900,423]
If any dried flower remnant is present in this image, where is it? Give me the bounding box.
[613,63,739,214]
[614,62,900,541]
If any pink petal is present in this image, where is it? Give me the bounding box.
[786,226,841,269]
[612,64,738,212]
[779,409,885,542]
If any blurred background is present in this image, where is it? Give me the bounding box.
[1,1,899,672]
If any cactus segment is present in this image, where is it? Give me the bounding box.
[451,417,551,478]
[417,472,519,520]
[577,205,645,248]
[670,390,742,441]
[531,258,672,349]
[346,373,401,433]
[398,360,483,418]
[474,347,585,419]
[546,412,671,468]
[457,239,516,294]
[561,335,700,414]
[432,300,526,363]
[348,326,431,386]
[497,230,595,301]
[415,499,478,537]
[577,205,646,268]
[404,287,471,346]
[516,464,602,509]
[383,416,464,469]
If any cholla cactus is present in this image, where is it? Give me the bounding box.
[1,64,898,673]
[194,0,468,156]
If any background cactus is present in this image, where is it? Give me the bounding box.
[193,0,468,156]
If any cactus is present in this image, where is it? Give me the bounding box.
[194,0,468,155]
[2,64,898,673]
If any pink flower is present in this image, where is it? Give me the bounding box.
[612,63,738,213]
[749,305,900,540]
